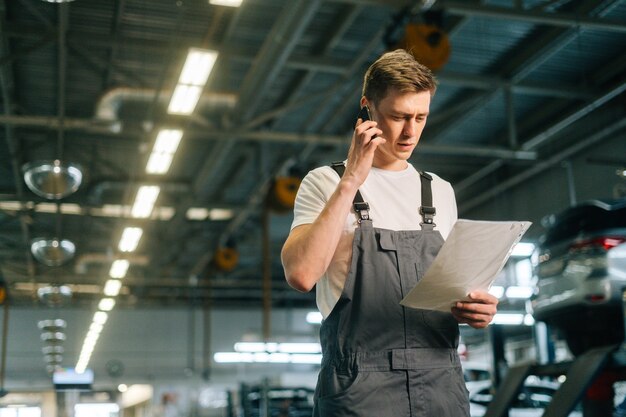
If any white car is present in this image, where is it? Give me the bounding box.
[531,199,626,355]
[469,379,583,417]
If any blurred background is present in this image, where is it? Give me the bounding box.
[0,0,625,416]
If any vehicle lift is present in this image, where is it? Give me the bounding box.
[484,299,626,417]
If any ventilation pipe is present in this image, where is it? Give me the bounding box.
[74,253,149,274]
[95,88,238,122]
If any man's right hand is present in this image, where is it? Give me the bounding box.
[343,117,385,189]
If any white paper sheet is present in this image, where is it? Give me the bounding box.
[400,219,532,311]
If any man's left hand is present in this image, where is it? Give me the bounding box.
[451,291,498,329]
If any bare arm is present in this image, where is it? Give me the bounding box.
[281,118,385,292]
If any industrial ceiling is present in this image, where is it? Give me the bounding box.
[0,0,625,315]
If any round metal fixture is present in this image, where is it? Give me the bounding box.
[37,285,72,307]
[23,160,83,199]
[40,331,66,343]
[43,354,63,364]
[42,345,64,355]
[46,364,61,374]
[31,238,76,266]
[38,319,67,332]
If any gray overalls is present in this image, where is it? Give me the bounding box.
[313,163,469,417]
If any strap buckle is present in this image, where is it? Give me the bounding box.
[354,202,370,222]
[419,206,436,226]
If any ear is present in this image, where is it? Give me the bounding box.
[360,96,368,108]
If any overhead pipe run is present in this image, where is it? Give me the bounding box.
[74,253,149,274]
[94,88,238,122]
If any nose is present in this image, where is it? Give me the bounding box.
[403,119,417,137]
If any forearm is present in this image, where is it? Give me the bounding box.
[281,177,360,292]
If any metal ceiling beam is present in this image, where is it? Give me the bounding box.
[460,117,626,213]
[453,0,624,194]
[521,79,626,151]
[455,78,626,194]
[432,0,618,134]
[0,114,537,160]
[101,0,126,90]
[235,0,322,121]
[442,1,626,33]
[192,0,322,204]
[437,72,592,99]
[201,130,536,160]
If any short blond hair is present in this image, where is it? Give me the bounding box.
[362,49,437,105]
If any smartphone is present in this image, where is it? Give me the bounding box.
[357,106,371,122]
[357,106,377,139]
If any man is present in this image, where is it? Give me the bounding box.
[281,49,498,416]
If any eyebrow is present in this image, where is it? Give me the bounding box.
[393,111,429,117]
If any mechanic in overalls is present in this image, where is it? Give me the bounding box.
[281,49,498,417]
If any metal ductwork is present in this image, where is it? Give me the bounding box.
[74,253,150,274]
[95,88,238,122]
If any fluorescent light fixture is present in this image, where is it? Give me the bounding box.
[109,259,130,278]
[104,279,122,296]
[131,185,161,218]
[186,207,209,220]
[290,354,323,364]
[306,311,323,324]
[235,342,274,353]
[511,242,535,257]
[146,153,174,175]
[118,227,143,252]
[98,298,116,311]
[186,207,236,221]
[213,352,322,364]
[86,331,100,343]
[89,322,103,333]
[505,286,534,299]
[234,342,321,354]
[154,129,183,153]
[491,313,525,325]
[146,130,183,174]
[179,49,219,86]
[209,208,234,221]
[167,48,218,115]
[93,311,109,325]
[488,286,505,299]
[209,0,243,7]
[168,85,203,115]
[277,343,321,354]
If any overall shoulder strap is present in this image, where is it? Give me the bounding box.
[419,171,436,229]
[330,161,370,223]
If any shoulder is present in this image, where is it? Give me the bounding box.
[405,165,453,190]
[425,171,453,190]
[300,165,341,192]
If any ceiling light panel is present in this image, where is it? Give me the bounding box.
[167,85,203,115]
[118,227,143,252]
[109,259,130,278]
[209,0,243,7]
[103,280,122,297]
[146,129,183,175]
[131,186,161,218]
[179,49,219,86]
[154,130,183,153]
[167,48,218,115]
[98,298,116,311]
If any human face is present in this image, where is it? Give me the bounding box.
[364,88,431,170]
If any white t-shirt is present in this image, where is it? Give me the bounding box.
[291,163,458,318]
